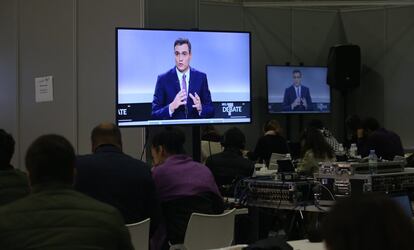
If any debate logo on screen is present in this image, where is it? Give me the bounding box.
[118,108,128,116]
[316,103,328,112]
[222,103,243,116]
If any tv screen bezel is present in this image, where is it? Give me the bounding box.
[265,64,332,115]
[115,27,253,127]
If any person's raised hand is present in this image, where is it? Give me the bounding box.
[169,89,187,113]
[301,97,307,108]
[189,92,202,113]
[291,97,301,109]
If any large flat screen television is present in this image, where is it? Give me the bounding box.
[116,28,251,127]
[266,65,331,114]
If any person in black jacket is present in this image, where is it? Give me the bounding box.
[75,123,160,231]
[205,127,254,196]
[322,194,414,250]
[357,117,404,160]
[0,129,29,206]
[248,120,289,165]
[0,134,133,250]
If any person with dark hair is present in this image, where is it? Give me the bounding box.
[151,38,214,119]
[307,119,341,152]
[150,128,223,247]
[205,127,254,195]
[345,114,362,147]
[282,70,313,111]
[248,120,289,165]
[201,125,223,163]
[201,125,221,142]
[322,194,414,250]
[357,117,404,160]
[75,123,160,229]
[0,134,133,249]
[297,128,336,176]
[0,129,29,206]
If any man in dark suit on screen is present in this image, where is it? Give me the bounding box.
[282,69,313,111]
[151,38,214,119]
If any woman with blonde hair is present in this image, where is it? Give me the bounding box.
[248,120,289,165]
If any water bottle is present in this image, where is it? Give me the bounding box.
[349,143,357,158]
[368,150,378,174]
[338,144,344,153]
[336,143,346,161]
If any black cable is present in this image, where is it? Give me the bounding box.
[286,207,298,240]
[234,177,250,203]
[314,181,336,201]
[140,128,149,161]
[276,180,285,210]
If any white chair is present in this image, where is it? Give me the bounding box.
[201,140,223,163]
[170,208,237,250]
[126,218,150,250]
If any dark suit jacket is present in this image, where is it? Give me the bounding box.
[357,128,404,160]
[75,145,160,231]
[248,134,289,166]
[205,148,254,196]
[282,85,313,111]
[151,67,214,119]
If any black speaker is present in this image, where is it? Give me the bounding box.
[327,44,361,92]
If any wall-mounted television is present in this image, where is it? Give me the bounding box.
[266,65,331,114]
[116,28,251,127]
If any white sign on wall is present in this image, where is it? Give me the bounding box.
[35,76,53,103]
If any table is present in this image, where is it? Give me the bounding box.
[288,239,325,250]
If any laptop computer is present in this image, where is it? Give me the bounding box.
[268,153,289,170]
[276,159,295,173]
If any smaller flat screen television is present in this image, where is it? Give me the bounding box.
[116,28,251,127]
[266,65,331,114]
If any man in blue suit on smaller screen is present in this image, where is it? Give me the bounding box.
[282,69,313,111]
[151,38,214,119]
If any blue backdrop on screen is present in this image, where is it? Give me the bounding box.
[267,66,331,114]
[116,28,251,127]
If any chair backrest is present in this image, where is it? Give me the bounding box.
[201,140,223,163]
[183,208,236,250]
[162,192,225,245]
[126,218,150,250]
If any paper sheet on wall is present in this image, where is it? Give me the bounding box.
[35,76,53,102]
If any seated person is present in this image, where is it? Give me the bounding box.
[322,193,414,250]
[201,125,222,142]
[357,117,404,160]
[150,128,223,246]
[75,123,160,229]
[0,129,29,206]
[248,120,289,165]
[345,114,362,148]
[0,135,133,249]
[297,128,336,176]
[307,119,341,153]
[201,125,223,163]
[205,127,255,196]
